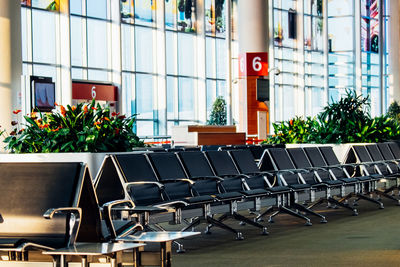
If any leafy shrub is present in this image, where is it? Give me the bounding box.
[3,99,144,153]
[207,96,227,126]
[388,101,400,122]
[265,90,400,144]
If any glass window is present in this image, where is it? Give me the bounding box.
[121,24,135,71]
[32,10,56,64]
[136,121,154,136]
[33,64,57,80]
[177,0,196,32]
[327,0,353,16]
[178,77,195,120]
[71,68,84,80]
[206,38,216,78]
[87,0,107,19]
[216,39,226,79]
[328,17,354,51]
[70,0,83,15]
[87,19,108,69]
[167,76,177,119]
[88,70,109,81]
[121,0,134,24]
[21,8,28,62]
[206,79,216,116]
[31,0,59,11]
[134,0,156,26]
[166,31,177,75]
[165,0,177,29]
[178,33,195,76]
[135,27,154,73]
[205,0,215,35]
[70,16,85,67]
[136,74,154,120]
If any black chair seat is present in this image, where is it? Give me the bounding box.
[322,180,343,186]
[268,185,291,193]
[356,175,379,181]
[240,188,269,197]
[289,184,311,190]
[214,192,243,201]
[184,195,215,204]
[340,178,359,184]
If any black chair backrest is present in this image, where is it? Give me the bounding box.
[191,179,220,196]
[287,148,312,169]
[205,151,240,177]
[319,146,341,165]
[378,143,396,160]
[115,154,158,183]
[353,145,373,162]
[267,148,296,170]
[247,145,265,160]
[146,147,166,152]
[0,162,102,248]
[258,150,276,172]
[366,144,385,162]
[163,181,193,200]
[147,152,188,181]
[388,142,400,159]
[303,147,327,167]
[229,149,260,174]
[183,147,201,151]
[166,148,184,152]
[177,151,216,178]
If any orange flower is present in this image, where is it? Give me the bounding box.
[39,124,50,129]
[54,102,58,106]
[51,127,60,132]
[91,107,97,110]
[71,106,76,111]
[83,105,88,114]
[289,119,293,126]
[103,117,110,121]
[60,105,66,117]
[13,109,22,114]
[94,121,101,129]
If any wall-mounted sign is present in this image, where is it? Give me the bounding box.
[238,52,269,77]
[72,82,117,101]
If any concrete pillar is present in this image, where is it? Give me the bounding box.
[388,0,400,103]
[237,0,269,135]
[0,0,22,135]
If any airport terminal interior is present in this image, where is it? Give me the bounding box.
[0,0,400,266]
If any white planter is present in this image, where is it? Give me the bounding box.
[0,151,146,180]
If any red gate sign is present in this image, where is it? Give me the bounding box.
[72,82,118,101]
[238,52,269,77]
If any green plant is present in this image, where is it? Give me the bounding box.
[265,90,400,144]
[266,116,319,144]
[207,96,227,126]
[3,99,144,153]
[388,101,400,122]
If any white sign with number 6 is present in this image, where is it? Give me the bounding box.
[252,56,262,72]
[91,86,96,98]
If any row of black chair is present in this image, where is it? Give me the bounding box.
[95,143,400,242]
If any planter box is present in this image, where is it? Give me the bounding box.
[0,151,145,180]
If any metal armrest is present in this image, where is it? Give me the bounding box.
[125,181,164,192]
[102,200,136,240]
[162,178,195,184]
[154,200,188,210]
[190,176,224,181]
[116,222,144,239]
[43,207,82,247]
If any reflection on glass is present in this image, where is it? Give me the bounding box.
[205,0,215,35]
[165,0,177,29]
[206,79,216,116]
[361,0,379,53]
[177,0,196,32]
[135,0,156,26]
[231,0,238,39]
[30,0,59,11]
[121,0,134,23]
[205,0,226,37]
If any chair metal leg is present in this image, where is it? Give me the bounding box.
[293,203,327,223]
[307,198,325,209]
[255,206,274,222]
[232,212,269,235]
[206,216,244,240]
[328,197,358,216]
[374,190,400,205]
[356,193,384,209]
[180,217,202,232]
[279,206,312,226]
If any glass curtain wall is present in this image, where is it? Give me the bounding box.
[271,0,389,121]
[21,0,234,137]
